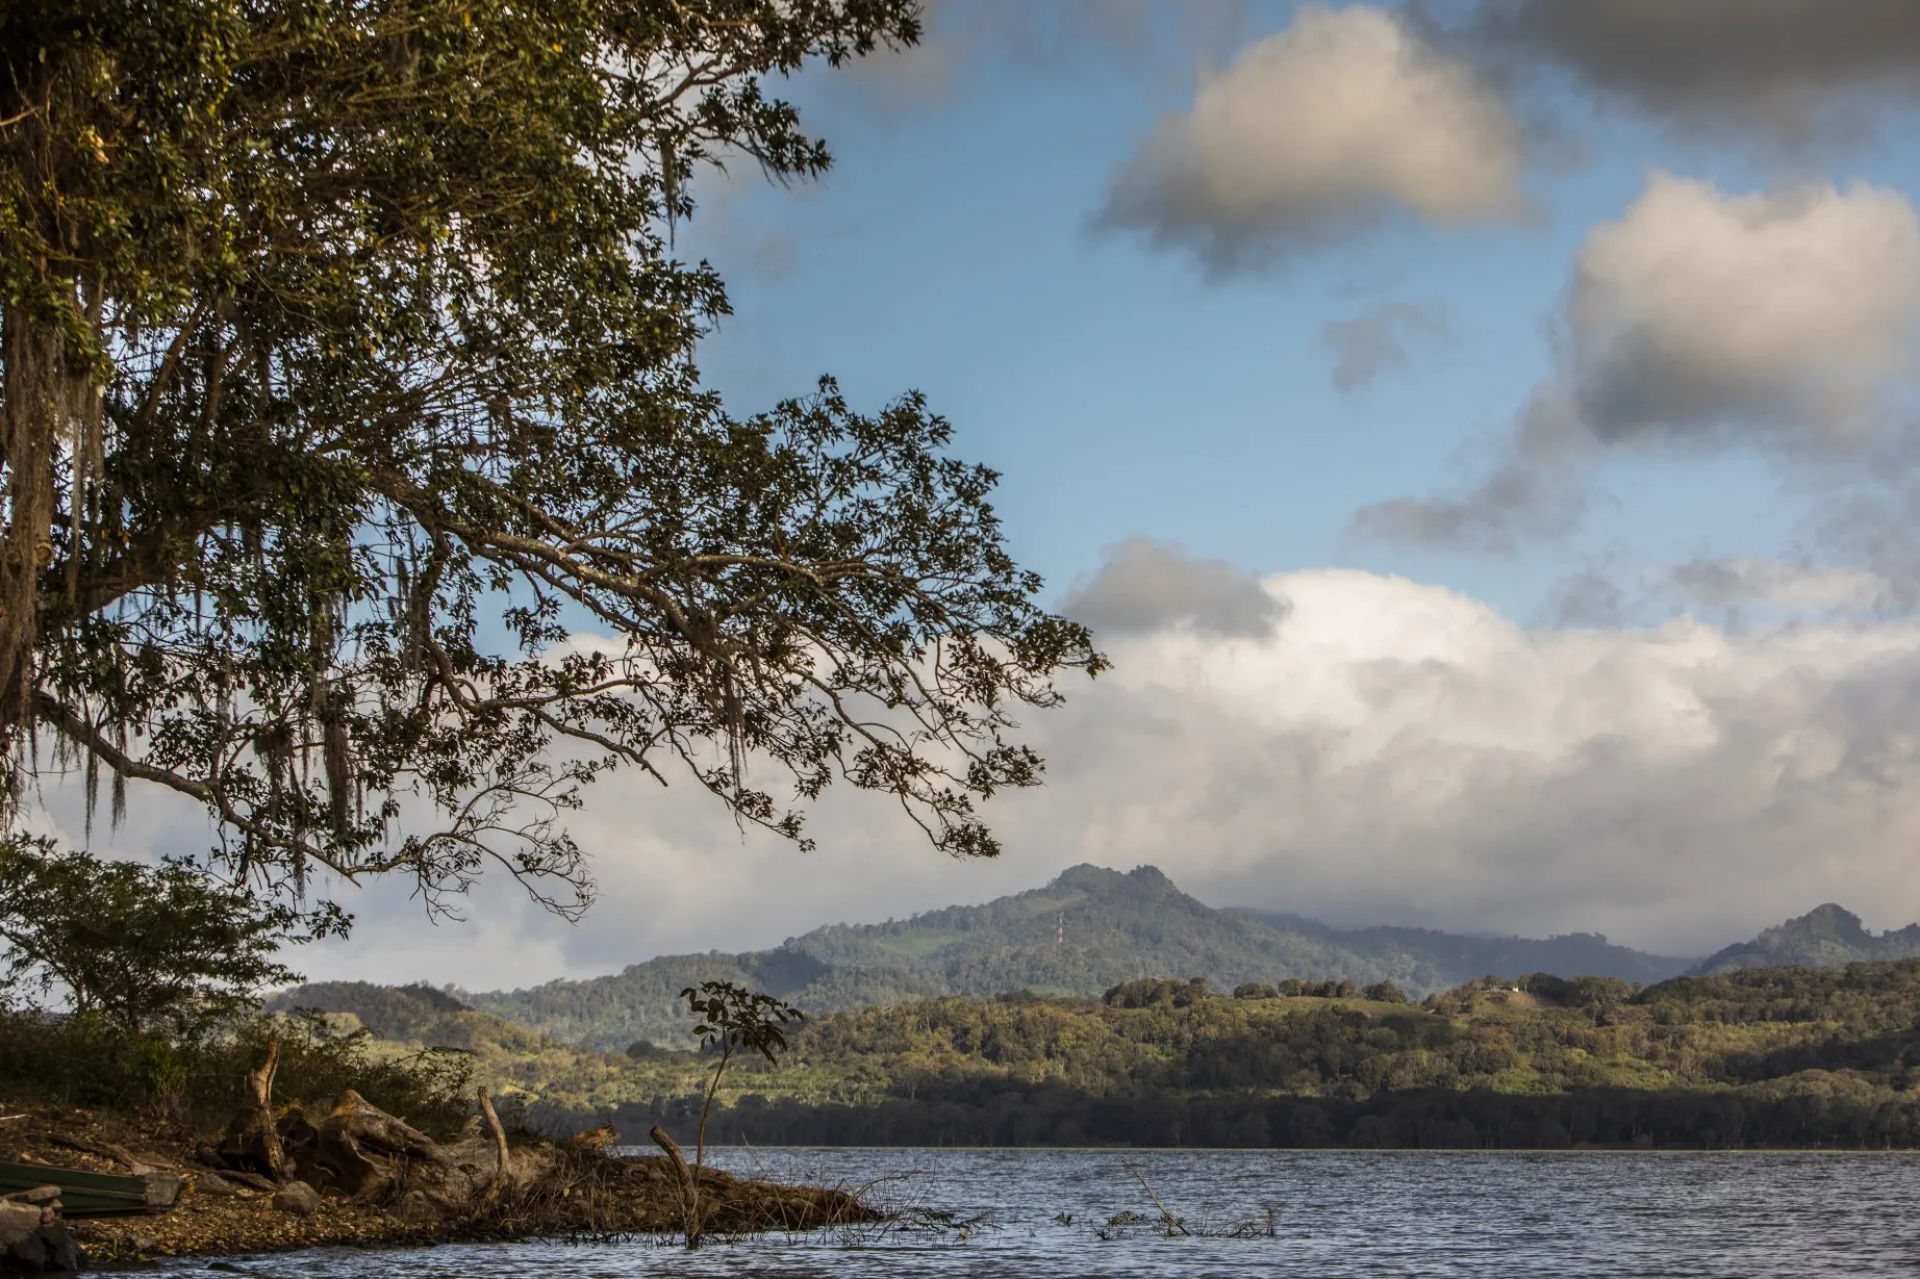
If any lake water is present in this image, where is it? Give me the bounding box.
[152,1148,1920,1277]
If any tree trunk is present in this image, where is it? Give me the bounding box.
[0,303,64,730]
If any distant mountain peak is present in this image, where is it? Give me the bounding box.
[1782,903,1868,939]
[1050,863,1126,892]
[1049,863,1177,895]
[1691,902,1920,976]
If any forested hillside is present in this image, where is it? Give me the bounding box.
[277,960,1920,1151]
[453,864,1696,1048]
[1237,913,1693,987]
[595,960,1920,1150]
[262,982,639,1106]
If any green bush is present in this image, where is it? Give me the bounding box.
[0,836,478,1136]
[1522,973,1639,1008]
[1276,979,1360,999]
[0,837,342,1036]
[1103,977,1210,1009]
[0,1009,475,1137]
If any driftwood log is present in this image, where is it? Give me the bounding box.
[205,1093,878,1238]
[213,1090,551,1220]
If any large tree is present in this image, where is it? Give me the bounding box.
[0,0,1103,917]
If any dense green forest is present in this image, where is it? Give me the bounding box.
[285,959,1920,1150]
[448,865,1703,1049]
[589,962,1920,1150]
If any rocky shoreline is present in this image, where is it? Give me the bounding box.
[1,1096,876,1268]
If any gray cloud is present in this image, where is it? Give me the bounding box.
[1095,4,1528,275]
[1664,557,1895,616]
[1351,462,1584,553]
[1816,485,1920,614]
[1541,568,1627,629]
[1319,300,1455,393]
[1475,0,1920,146]
[1351,388,1591,550]
[1063,539,1289,639]
[831,0,1257,109]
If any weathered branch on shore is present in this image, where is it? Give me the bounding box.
[476,1088,510,1203]
[246,1037,284,1184]
[649,1124,701,1246]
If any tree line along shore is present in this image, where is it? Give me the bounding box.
[282,962,1920,1153]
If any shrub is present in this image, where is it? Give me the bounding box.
[0,1008,474,1136]
[1103,978,1210,1009]
[0,837,481,1135]
[681,981,804,1168]
[1279,979,1361,1000]
[1520,973,1638,1008]
[0,837,342,1036]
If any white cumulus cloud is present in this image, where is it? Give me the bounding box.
[1096,4,1528,274]
[1570,173,1920,447]
[1017,567,1920,954]
[53,558,1920,985]
[268,566,1920,980]
[1357,173,1920,550]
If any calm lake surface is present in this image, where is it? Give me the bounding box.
[153,1148,1920,1277]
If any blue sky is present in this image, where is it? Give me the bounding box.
[681,0,1920,629]
[76,1,1920,989]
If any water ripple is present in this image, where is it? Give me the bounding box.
[154,1148,1920,1278]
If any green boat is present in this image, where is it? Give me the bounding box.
[0,1161,181,1217]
